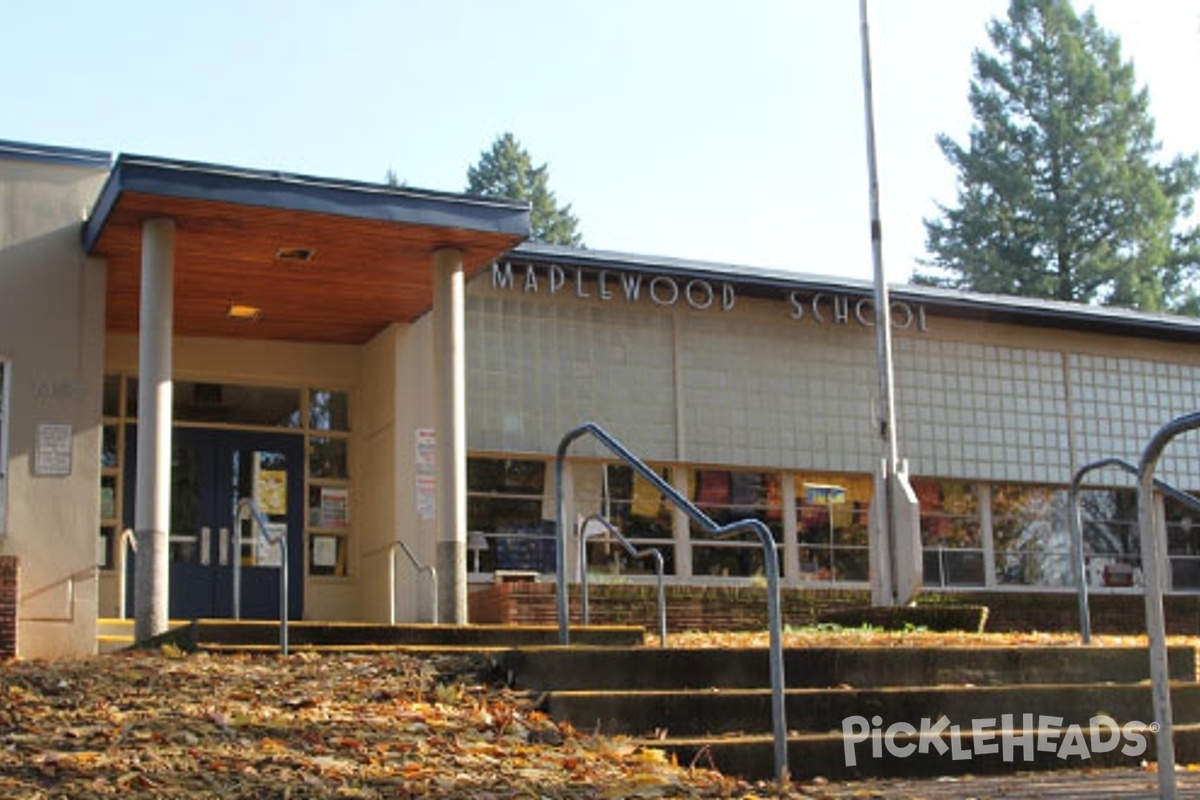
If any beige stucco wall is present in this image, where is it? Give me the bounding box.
[0,155,111,657]
[358,319,437,623]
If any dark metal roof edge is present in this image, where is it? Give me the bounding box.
[510,242,1200,341]
[85,152,531,254]
[510,241,875,293]
[0,139,112,168]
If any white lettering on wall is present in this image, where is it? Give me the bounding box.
[490,262,927,332]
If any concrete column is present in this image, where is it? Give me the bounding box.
[781,473,800,583]
[133,219,175,642]
[432,247,467,623]
[670,467,692,577]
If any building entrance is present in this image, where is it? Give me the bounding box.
[125,428,305,619]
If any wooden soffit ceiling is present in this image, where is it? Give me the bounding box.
[84,156,530,345]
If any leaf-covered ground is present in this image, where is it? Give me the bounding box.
[1,632,1196,799]
[0,649,784,799]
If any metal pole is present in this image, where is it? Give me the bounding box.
[859,0,902,603]
[232,507,242,620]
[1135,412,1200,799]
[278,535,288,656]
[1067,479,1092,644]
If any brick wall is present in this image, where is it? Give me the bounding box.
[468,581,1200,637]
[0,556,16,660]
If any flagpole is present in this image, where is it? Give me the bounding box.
[860,0,903,603]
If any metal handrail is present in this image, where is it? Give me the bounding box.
[1137,411,1200,799]
[554,422,789,787]
[234,498,288,655]
[364,538,438,625]
[116,528,136,619]
[1069,457,1200,645]
[578,513,667,647]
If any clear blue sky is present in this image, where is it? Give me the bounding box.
[3,1,1197,282]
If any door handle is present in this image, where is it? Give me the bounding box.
[218,527,230,566]
[200,527,211,566]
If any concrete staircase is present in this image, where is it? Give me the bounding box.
[497,645,1200,781]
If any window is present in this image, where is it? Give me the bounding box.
[991,484,1070,586]
[795,472,872,582]
[1166,493,1200,591]
[0,360,7,536]
[588,463,675,575]
[466,458,550,573]
[1076,487,1140,588]
[913,479,985,587]
[689,469,782,578]
[306,389,351,577]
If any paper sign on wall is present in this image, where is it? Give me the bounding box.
[34,422,72,476]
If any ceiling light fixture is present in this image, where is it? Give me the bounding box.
[276,247,316,262]
[226,303,262,322]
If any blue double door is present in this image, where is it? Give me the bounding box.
[125,428,305,620]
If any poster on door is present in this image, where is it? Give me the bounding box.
[253,452,287,515]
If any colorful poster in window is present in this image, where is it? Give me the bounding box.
[253,452,287,515]
[319,487,349,528]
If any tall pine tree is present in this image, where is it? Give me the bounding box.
[915,0,1200,313]
[466,133,583,247]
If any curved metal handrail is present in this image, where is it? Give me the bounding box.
[1069,457,1200,644]
[234,498,288,655]
[1137,410,1200,799]
[364,538,438,625]
[578,513,666,647]
[554,422,789,786]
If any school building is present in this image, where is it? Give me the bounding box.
[3,138,1200,658]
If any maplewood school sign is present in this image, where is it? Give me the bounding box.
[490,261,929,331]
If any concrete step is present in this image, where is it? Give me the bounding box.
[546,682,1200,738]
[653,722,1200,782]
[96,618,190,654]
[100,618,644,652]
[499,645,1196,691]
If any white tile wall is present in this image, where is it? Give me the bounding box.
[893,339,1070,482]
[1070,355,1200,486]
[467,282,1200,490]
[466,293,676,460]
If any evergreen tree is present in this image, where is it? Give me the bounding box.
[915,0,1200,313]
[466,133,583,247]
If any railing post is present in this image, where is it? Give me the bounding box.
[234,498,288,656]
[278,534,288,656]
[578,512,668,647]
[1137,412,1200,800]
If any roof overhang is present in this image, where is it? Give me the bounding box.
[85,154,530,344]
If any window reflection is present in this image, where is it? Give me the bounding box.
[913,479,984,587]
[309,390,350,431]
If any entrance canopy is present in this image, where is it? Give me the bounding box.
[83,154,529,344]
